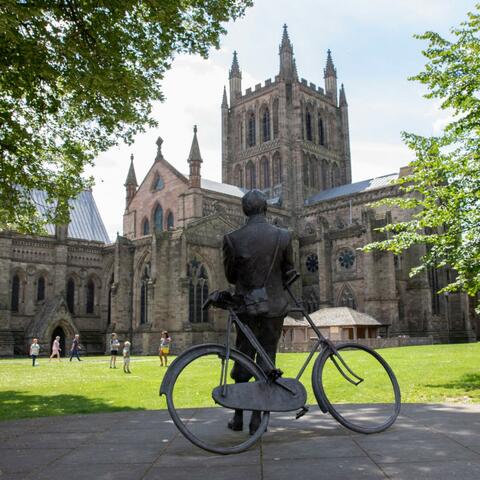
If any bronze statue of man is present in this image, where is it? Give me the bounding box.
[223,190,294,434]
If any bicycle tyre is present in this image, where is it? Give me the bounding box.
[312,343,401,434]
[162,343,270,454]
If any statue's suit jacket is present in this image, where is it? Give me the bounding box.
[223,214,294,318]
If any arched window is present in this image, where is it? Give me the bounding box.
[142,218,150,235]
[305,109,313,141]
[322,160,331,190]
[338,285,357,310]
[247,112,256,147]
[309,157,318,189]
[246,161,256,190]
[318,116,325,146]
[234,164,243,187]
[261,107,270,143]
[107,273,114,325]
[167,211,174,230]
[272,98,279,138]
[11,274,20,312]
[154,204,163,231]
[153,174,164,191]
[261,156,270,189]
[37,276,45,302]
[66,278,75,314]
[332,164,341,187]
[239,120,244,150]
[86,279,95,314]
[303,154,309,187]
[273,152,282,185]
[140,265,150,324]
[188,259,209,323]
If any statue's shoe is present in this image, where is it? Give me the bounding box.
[227,417,243,431]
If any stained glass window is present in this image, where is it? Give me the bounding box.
[338,249,355,270]
[262,108,270,142]
[188,259,209,323]
[248,113,256,147]
[37,276,45,302]
[66,278,75,314]
[154,205,163,231]
[306,253,319,272]
[143,218,150,235]
[167,212,174,230]
[154,175,164,191]
[339,286,357,310]
[11,274,19,312]
[86,279,95,314]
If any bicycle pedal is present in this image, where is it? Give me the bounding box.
[295,406,309,420]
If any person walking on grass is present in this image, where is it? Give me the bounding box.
[159,331,171,367]
[30,338,40,367]
[123,341,131,374]
[49,336,61,361]
[109,333,120,368]
[69,334,81,361]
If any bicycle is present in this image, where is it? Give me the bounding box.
[160,271,401,455]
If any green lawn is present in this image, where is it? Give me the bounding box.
[0,343,479,422]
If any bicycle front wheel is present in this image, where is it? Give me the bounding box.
[312,343,401,434]
[162,344,270,454]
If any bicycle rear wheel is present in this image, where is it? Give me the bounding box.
[312,343,401,434]
[161,344,269,454]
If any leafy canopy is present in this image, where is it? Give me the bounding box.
[0,0,252,233]
[364,4,480,297]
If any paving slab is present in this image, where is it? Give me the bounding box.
[0,404,479,479]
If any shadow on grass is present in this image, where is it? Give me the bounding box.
[0,390,144,422]
[425,372,480,392]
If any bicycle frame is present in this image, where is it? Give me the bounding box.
[218,283,364,400]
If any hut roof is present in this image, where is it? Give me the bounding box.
[284,307,384,327]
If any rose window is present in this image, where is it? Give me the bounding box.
[338,249,355,270]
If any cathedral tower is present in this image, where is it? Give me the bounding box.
[221,26,352,213]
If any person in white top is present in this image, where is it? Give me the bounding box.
[30,338,40,367]
[109,333,120,368]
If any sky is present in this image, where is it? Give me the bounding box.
[87,0,477,240]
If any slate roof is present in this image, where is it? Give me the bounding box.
[200,178,281,206]
[305,173,398,206]
[30,189,110,243]
[284,307,383,327]
[200,178,246,197]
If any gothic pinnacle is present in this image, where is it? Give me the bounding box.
[280,23,293,52]
[229,50,241,79]
[188,125,202,163]
[324,49,337,78]
[222,86,228,108]
[124,154,137,187]
[339,83,348,106]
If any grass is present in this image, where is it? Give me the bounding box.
[0,343,479,422]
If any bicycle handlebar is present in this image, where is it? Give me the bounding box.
[203,270,301,311]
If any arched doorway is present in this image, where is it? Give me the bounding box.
[51,326,66,357]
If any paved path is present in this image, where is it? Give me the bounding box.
[1,404,480,479]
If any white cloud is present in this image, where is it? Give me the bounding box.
[351,142,413,182]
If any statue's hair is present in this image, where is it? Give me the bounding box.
[242,190,267,217]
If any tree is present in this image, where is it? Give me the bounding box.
[0,0,252,232]
[364,4,480,299]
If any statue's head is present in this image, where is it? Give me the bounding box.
[242,190,267,217]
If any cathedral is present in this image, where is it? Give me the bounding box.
[0,26,476,357]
